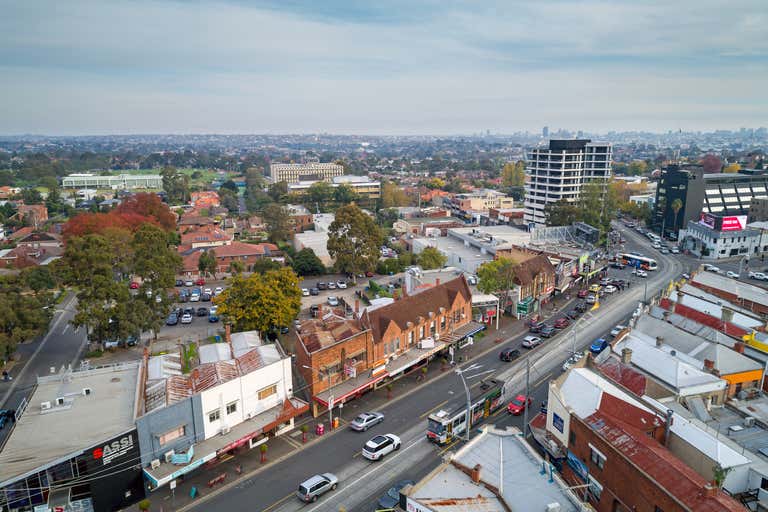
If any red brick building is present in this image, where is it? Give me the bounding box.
[180,241,282,275]
[190,191,220,209]
[179,224,233,248]
[16,204,49,229]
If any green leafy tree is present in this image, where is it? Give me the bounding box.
[229,260,245,275]
[218,188,240,213]
[292,248,326,276]
[333,183,359,204]
[262,203,291,243]
[306,181,333,210]
[20,188,44,204]
[268,181,288,202]
[198,249,218,278]
[161,166,191,204]
[477,257,517,310]
[214,267,301,334]
[327,204,382,278]
[417,246,447,270]
[544,199,580,226]
[501,161,526,187]
[220,180,239,193]
[251,258,282,274]
[0,276,52,362]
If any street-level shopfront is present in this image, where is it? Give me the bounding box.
[0,430,145,512]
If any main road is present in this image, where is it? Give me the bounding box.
[191,224,683,512]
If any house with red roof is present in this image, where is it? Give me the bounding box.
[190,191,220,210]
[179,224,233,249]
[180,241,282,275]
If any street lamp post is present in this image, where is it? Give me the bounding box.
[454,364,494,442]
[303,365,334,427]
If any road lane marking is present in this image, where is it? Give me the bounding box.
[420,399,449,419]
[62,324,69,334]
[262,492,295,512]
[439,439,459,455]
[534,372,552,388]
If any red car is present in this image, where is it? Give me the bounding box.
[129,282,139,289]
[577,289,588,298]
[554,317,570,329]
[195,278,206,286]
[365,271,374,277]
[507,394,532,415]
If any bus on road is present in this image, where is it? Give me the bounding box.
[619,252,658,271]
[426,379,506,445]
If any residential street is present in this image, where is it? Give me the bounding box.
[168,224,684,512]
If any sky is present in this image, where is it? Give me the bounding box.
[0,0,766,135]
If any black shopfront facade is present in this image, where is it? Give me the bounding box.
[0,429,145,512]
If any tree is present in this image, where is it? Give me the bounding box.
[417,247,446,270]
[544,199,580,226]
[20,188,44,204]
[198,249,217,278]
[306,181,333,210]
[218,188,239,213]
[627,161,648,176]
[214,267,301,334]
[333,183,358,204]
[501,161,525,188]
[21,266,56,294]
[267,181,288,202]
[115,193,176,231]
[292,248,325,276]
[477,257,517,311]
[327,204,382,277]
[700,154,723,174]
[229,260,245,274]
[220,180,239,193]
[262,203,291,243]
[161,166,191,204]
[250,258,282,274]
[671,198,683,232]
[424,177,446,190]
[380,181,409,208]
[0,276,51,362]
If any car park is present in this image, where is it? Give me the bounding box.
[327,296,339,306]
[726,271,739,279]
[302,288,310,296]
[521,335,542,348]
[589,338,609,354]
[540,325,556,338]
[349,412,384,431]
[499,348,521,362]
[362,433,401,461]
[181,313,193,324]
[553,317,570,329]
[377,480,415,510]
[296,473,338,503]
[507,394,532,415]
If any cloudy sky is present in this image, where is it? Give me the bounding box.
[0,0,765,135]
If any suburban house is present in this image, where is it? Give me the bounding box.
[180,242,283,275]
[190,191,220,210]
[179,224,233,249]
[15,203,49,229]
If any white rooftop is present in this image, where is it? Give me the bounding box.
[0,363,139,485]
[672,284,763,328]
[560,367,655,419]
[692,272,768,308]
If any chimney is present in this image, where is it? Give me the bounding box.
[663,311,671,322]
[354,299,360,314]
[733,341,745,354]
[225,324,231,343]
[436,278,440,286]
[621,348,632,365]
[704,482,718,498]
[470,464,482,484]
[656,336,664,348]
[703,359,715,370]
[664,409,674,447]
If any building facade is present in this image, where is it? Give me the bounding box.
[269,163,343,184]
[62,173,163,190]
[286,175,381,201]
[524,139,613,226]
[679,213,760,259]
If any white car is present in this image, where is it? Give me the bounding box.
[181,313,193,324]
[671,247,680,254]
[637,270,648,278]
[604,285,618,294]
[203,288,212,295]
[189,293,200,302]
[337,281,347,289]
[703,264,720,273]
[327,296,339,306]
[209,305,218,315]
[214,286,224,295]
[522,335,542,348]
[726,271,739,279]
[609,325,627,338]
[362,434,401,461]
[749,271,767,281]
[302,288,310,296]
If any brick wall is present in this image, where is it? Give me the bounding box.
[296,329,374,398]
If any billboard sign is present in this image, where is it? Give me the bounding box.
[699,213,716,229]
[721,215,747,232]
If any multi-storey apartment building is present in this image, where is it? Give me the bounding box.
[269,162,343,184]
[524,140,612,226]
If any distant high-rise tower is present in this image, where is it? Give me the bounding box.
[542,126,549,138]
[524,139,613,226]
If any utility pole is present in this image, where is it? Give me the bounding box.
[522,359,531,438]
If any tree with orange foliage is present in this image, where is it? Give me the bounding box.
[115,193,176,231]
[63,193,176,239]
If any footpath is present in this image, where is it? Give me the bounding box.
[123,293,575,512]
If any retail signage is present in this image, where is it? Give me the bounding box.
[93,434,134,465]
[721,215,747,232]
[699,213,716,229]
[553,413,564,433]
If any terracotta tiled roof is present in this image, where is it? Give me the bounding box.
[585,411,743,511]
[181,242,280,271]
[180,225,232,246]
[362,277,471,344]
[178,216,214,226]
[6,227,34,241]
[298,311,364,353]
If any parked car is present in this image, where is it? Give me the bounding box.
[328,281,337,290]
[365,271,374,277]
[337,280,347,289]
[562,354,582,372]
[296,473,338,503]
[671,246,680,254]
[377,480,416,510]
[166,313,179,326]
[175,279,184,287]
[327,296,339,306]
[726,271,739,279]
[521,335,542,348]
[129,281,139,289]
[637,270,648,278]
[195,278,206,286]
[189,293,200,302]
[349,412,384,431]
[317,282,328,290]
[528,321,544,333]
[214,286,224,295]
[589,337,609,354]
[553,317,570,329]
[660,248,670,254]
[599,278,612,286]
[577,289,589,299]
[609,325,627,338]
[200,293,212,302]
[703,264,720,273]
[574,302,587,313]
[604,285,618,294]
[362,434,401,461]
[540,325,556,338]
[181,313,193,324]
[302,288,310,296]
[184,279,194,287]
[585,295,597,305]
[499,348,521,362]
[566,309,580,320]
[208,314,219,323]
[749,271,767,281]
[310,287,320,296]
[507,394,532,415]
[196,307,208,317]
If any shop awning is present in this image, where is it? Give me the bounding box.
[313,372,389,408]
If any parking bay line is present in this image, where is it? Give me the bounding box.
[261,492,295,512]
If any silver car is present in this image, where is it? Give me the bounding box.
[350,411,384,431]
[297,473,338,502]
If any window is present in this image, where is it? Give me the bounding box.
[408,331,414,346]
[208,409,221,423]
[158,426,185,445]
[258,384,278,400]
[590,444,606,470]
[588,476,603,502]
[226,401,238,415]
[419,326,425,339]
[395,337,401,351]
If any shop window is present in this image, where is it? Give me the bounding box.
[158,425,185,445]
[226,401,238,415]
[208,409,221,423]
[258,384,278,400]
